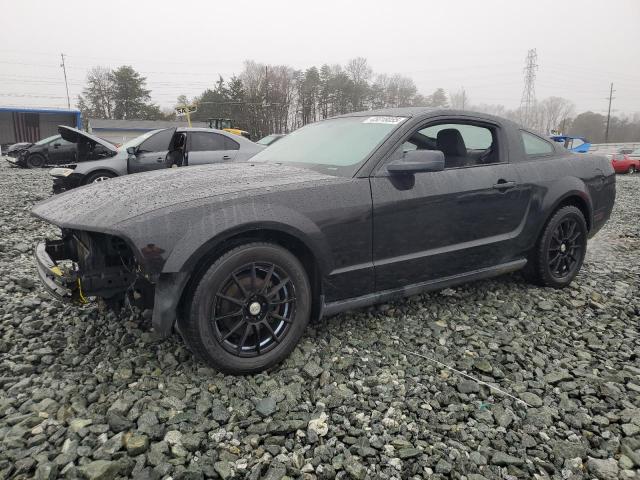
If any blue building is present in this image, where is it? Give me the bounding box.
[0,106,82,148]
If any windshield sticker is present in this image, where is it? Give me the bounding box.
[363,116,407,125]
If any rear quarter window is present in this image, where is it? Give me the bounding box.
[521,131,554,156]
[224,136,240,150]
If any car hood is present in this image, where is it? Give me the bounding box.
[58,125,118,154]
[7,142,32,153]
[32,162,341,230]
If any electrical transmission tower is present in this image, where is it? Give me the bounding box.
[519,49,538,128]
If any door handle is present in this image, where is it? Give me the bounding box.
[222,155,231,160]
[492,179,517,190]
[156,157,164,162]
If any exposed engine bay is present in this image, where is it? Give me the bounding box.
[36,229,152,308]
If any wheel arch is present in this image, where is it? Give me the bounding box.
[551,193,592,232]
[154,223,326,337]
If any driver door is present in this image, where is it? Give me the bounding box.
[127,128,176,174]
[371,118,529,291]
[48,137,77,165]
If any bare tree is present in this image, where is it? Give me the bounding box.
[539,96,574,134]
[345,57,372,84]
[449,88,469,110]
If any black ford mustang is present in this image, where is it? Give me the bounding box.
[32,108,616,374]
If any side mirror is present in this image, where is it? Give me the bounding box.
[126,146,137,155]
[387,150,445,174]
[53,143,61,148]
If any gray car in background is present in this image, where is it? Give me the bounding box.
[51,126,264,192]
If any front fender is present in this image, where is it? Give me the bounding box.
[163,202,333,275]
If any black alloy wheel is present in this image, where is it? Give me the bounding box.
[523,205,588,288]
[547,217,584,280]
[212,262,295,357]
[179,242,311,374]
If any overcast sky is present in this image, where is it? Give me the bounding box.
[1,0,639,116]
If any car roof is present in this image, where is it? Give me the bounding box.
[175,127,255,144]
[332,107,517,127]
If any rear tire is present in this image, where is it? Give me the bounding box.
[523,206,587,288]
[178,242,311,374]
[84,171,116,184]
[26,154,45,168]
[628,166,636,174]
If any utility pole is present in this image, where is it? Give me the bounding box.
[605,82,615,143]
[519,49,538,129]
[60,53,71,110]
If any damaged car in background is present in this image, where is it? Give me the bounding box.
[32,107,615,374]
[50,126,264,192]
[4,134,86,168]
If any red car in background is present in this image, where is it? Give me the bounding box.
[611,153,640,174]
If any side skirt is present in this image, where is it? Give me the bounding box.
[321,258,527,317]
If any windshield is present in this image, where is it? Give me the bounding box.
[35,135,60,146]
[120,129,164,150]
[257,135,280,145]
[250,116,406,176]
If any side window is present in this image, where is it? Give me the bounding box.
[189,132,226,151]
[394,122,499,169]
[521,131,554,156]
[139,129,174,152]
[52,137,70,146]
[224,136,240,150]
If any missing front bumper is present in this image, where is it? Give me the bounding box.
[34,241,80,301]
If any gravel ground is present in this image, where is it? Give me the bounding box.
[0,162,638,480]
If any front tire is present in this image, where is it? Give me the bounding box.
[628,165,636,174]
[26,154,45,168]
[524,206,588,288]
[179,243,311,374]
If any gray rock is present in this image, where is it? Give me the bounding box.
[457,379,480,393]
[474,359,493,374]
[77,460,121,480]
[344,458,366,480]
[255,396,277,417]
[125,434,149,456]
[398,447,421,459]
[544,370,573,384]
[435,458,453,474]
[213,461,233,480]
[520,392,543,407]
[34,462,58,480]
[492,452,525,466]
[303,361,324,378]
[586,457,619,480]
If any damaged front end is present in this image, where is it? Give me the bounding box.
[35,230,152,308]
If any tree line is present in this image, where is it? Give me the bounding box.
[77,60,640,143]
[182,58,447,138]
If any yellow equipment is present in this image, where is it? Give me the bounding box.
[207,118,251,139]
